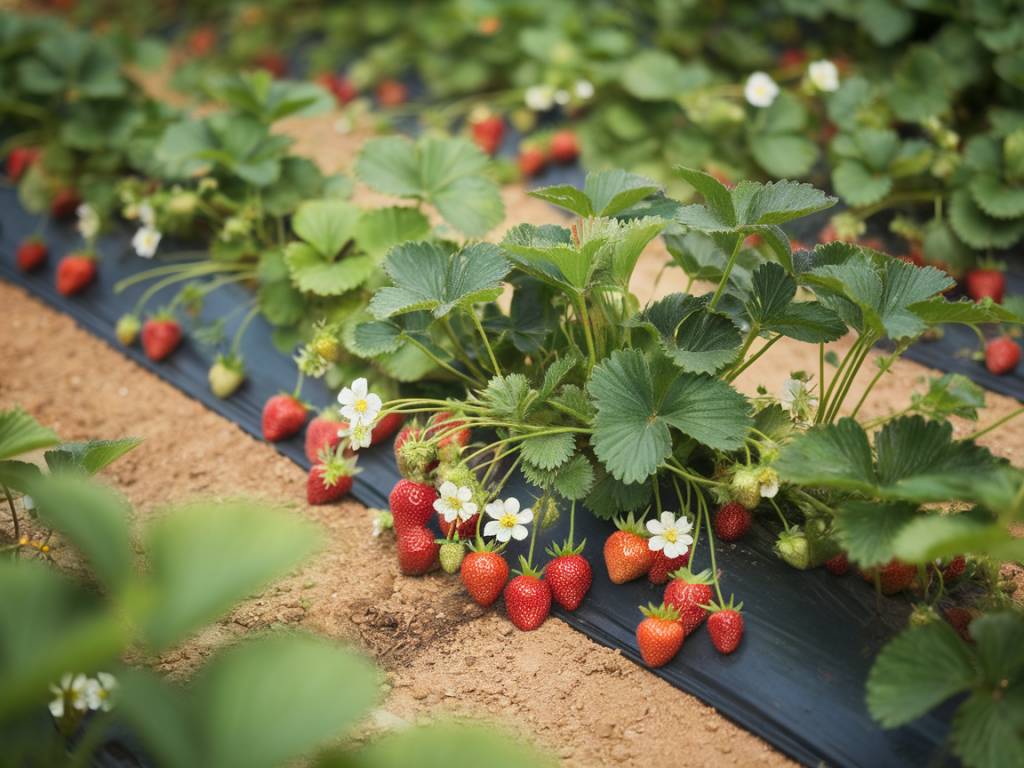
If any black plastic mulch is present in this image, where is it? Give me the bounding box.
[0,182,961,768]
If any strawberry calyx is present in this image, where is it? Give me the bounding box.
[667,566,714,585]
[512,554,545,580]
[639,601,680,622]
[545,537,586,559]
[148,307,178,323]
[214,352,244,373]
[701,594,744,614]
[317,446,359,487]
[612,511,649,537]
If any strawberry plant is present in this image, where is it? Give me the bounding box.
[341,166,1024,763]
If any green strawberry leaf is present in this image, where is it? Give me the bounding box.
[833,500,921,567]
[0,408,60,460]
[832,160,893,207]
[620,50,710,101]
[629,294,742,374]
[528,185,594,217]
[43,438,141,475]
[370,241,509,319]
[747,263,846,342]
[867,622,977,728]
[911,374,986,421]
[583,169,661,217]
[969,174,1024,220]
[520,433,576,471]
[285,243,375,296]
[353,206,431,262]
[588,350,751,483]
[891,509,1024,564]
[292,200,360,258]
[950,188,1024,250]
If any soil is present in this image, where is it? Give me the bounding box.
[3,69,1024,768]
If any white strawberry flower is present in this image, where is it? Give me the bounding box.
[132,226,162,259]
[434,481,478,523]
[524,84,555,112]
[483,497,532,542]
[84,672,118,712]
[744,71,779,108]
[76,204,100,241]
[646,511,694,560]
[340,421,373,451]
[758,468,780,499]
[808,59,840,92]
[780,378,818,423]
[574,79,595,100]
[553,88,571,106]
[337,378,382,426]
[48,674,91,719]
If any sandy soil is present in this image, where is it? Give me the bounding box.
[3,65,1023,768]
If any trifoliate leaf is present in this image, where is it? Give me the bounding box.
[867,622,977,728]
[887,46,951,122]
[588,350,751,483]
[478,374,533,422]
[951,674,1024,768]
[674,167,736,227]
[584,465,652,519]
[0,408,60,460]
[911,374,985,421]
[370,241,509,319]
[538,356,579,401]
[356,135,503,236]
[731,179,837,226]
[833,500,921,567]
[501,223,603,291]
[520,433,575,471]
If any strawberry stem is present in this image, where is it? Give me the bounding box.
[701,489,725,605]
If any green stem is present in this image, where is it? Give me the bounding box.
[849,344,907,420]
[663,461,725,487]
[819,343,826,401]
[442,317,486,380]
[963,406,1024,442]
[852,189,939,222]
[708,237,743,311]
[825,338,874,423]
[3,485,19,547]
[230,304,260,357]
[701,490,725,604]
[575,294,598,371]
[817,336,864,423]
[568,500,576,549]
[469,310,502,376]
[402,334,480,387]
[726,334,782,382]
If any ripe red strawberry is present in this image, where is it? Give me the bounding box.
[549,130,579,164]
[6,146,40,181]
[663,568,714,636]
[306,454,355,505]
[389,478,438,534]
[861,559,917,595]
[305,411,346,463]
[254,51,287,78]
[504,560,552,631]
[944,606,976,642]
[518,145,546,178]
[985,336,1020,375]
[544,540,592,611]
[261,394,308,442]
[376,79,408,107]
[50,188,81,219]
[319,73,357,105]
[636,602,684,667]
[186,26,216,57]
[604,514,654,584]
[470,113,504,155]
[648,550,689,585]
[460,545,509,607]
[16,238,47,272]
[370,411,405,445]
[714,502,752,542]
[141,314,182,361]
[397,526,439,575]
[825,552,849,576]
[942,555,966,582]
[55,253,96,295]
[707,598,745,655]
[965,268,1005,303]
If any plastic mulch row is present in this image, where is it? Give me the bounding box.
[0,184,955,768]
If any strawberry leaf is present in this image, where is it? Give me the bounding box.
[583,169,661,217]
[747,263,846,342]
[833,500,921,567]
[629,294,743,374]
[520,433,576,471]
[292,200,360,258]
[588,350,751,483]
[370,241,509,319]
[43,438,141,475]
[0,408,60,460]
[867,621,977,728]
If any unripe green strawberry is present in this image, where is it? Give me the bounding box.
[167,191,199,216]
[115,314,141,346]
[209,354,245,399]
[775,529,811,570]
[439,540,465,574]
[730,467,761,508]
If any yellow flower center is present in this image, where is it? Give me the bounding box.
[500,513,517,528]
[354,398,368,413]
[664,529,678,543]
